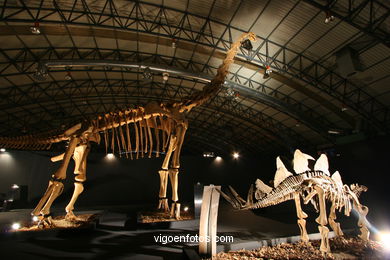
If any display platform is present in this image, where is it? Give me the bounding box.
[0,202,383,260]
[214,236,385,260]
[138,208,194,224]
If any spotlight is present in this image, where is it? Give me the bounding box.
[215,156,222,162]
[30,22,40,35]
[12,223,21,230]
[379,232,390,251]
[64,71,72,80]
[0,148,5,152]
[225,88,235,97]
[241,39,253,51]
[142,67,152,80]
[328,129,343,135]
[203,152,215,158]
[32,216,39,222]
[183,206,189,212]
[171,38,177,48]
[324,11,335,24]
[233,152,240,159]
[263,65,272,79]
[33,64,48,81]
[162,72,169,82]
[106,153,115,160]
[12,184,19,189]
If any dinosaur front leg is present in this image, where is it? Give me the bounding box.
[294,193,309,242]
[169,125,186,220]
[158,170,169,212]
[169,168,180,219]
[329,202,344,237]
[32,137,78,227]
[65,144,89,221]
[356,203,370,241]
[315,186,331,255]
[157,134,177,212]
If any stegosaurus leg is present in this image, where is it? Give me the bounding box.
[328,202,344,237]
[294,193,309,242]
[315,186,331,256]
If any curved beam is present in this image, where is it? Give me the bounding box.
[0,23,360,128]
[0,46,336,132]
[1,0,386,131]
[37,59,330,137]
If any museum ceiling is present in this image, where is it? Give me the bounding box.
[0,0,389,156]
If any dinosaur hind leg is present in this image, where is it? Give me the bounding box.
[356,203,370,241]
[32,137,78,227]
[169,125,186,220]
[315,186,331,256]
[157,134,176,212]
[65,181,84,221]
[65,144,89,221]
[329,203,344,237]
[294,193,309,242]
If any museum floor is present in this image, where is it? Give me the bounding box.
[0,202,360,259]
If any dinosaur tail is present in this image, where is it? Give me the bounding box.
[0,123,82,151]
[0,134,67,150]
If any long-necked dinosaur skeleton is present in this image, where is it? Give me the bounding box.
[0,32,256,227]
[220,149,370,255]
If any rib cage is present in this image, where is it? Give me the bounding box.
[251,174,306,208]
[95,109,179,159]
[249,171,350,209]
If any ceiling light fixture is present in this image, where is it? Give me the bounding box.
[0,148,6,152]
[203,152,215,158]
[328,129,341,135]
[64,71,72,80]
[241,39,253,51]
[30,22,41,35]
[33,64,48,81]
[162,72,169,82]
[263,65,272,79]
[171,38,177,48]
[233,152,240,159]
[324,11,335,24]
[142,67,152,80]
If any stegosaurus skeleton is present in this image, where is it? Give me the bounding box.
[0,32,256,226]
[220,149,370,255]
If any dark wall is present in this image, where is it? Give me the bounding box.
[0,136,388,230]
[330,136,390,230]
[0,150,265,208]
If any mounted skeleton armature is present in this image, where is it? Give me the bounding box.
[219,149,370,256]
[0,32,256,226]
